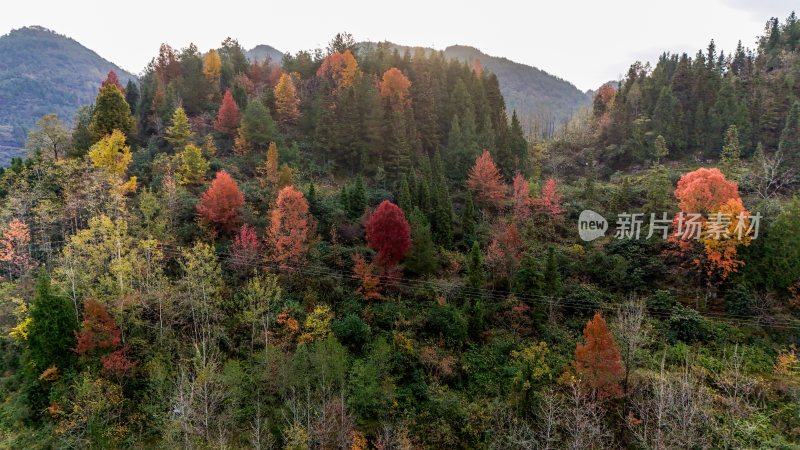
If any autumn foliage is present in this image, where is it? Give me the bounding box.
[486,222,523,282]
[366,201,411,269]
[467,150,506,209]
[352,253,382,300]
[534,178,564,216]
[0,218,35,277]
[214,89,241,136]
[196,170,245,231]
[674,167,740,214]
[672,167,748,280]
[274,72,300,126]
[379,68,412,110]
[574,312,624,399]
[101,70,124,92]
[511,173,532,222]
[229,225,261,272]
[267,185,314,268]
[75,299,135,377]
[316,50,359,91]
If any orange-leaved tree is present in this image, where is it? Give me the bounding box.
[267,185,314,268]
[467,150,506,210]
[196,170,245,232]
[366,201,411,270]
[230,225,261,272]
[574,312,624,399]
[379,67,412,111]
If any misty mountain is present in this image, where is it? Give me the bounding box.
[0,26,135,154]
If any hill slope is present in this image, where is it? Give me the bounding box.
[0,26,135,151]
[442,45,591,124]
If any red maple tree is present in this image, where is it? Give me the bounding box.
[196,170,245,231]
[267,185,314,268]
[466,150,506,209]
[366,201,411,269]
[214,89,241,136]
[574,312,624,399]
[229,225,261,271]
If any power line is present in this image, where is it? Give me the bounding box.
[13,237,800,329]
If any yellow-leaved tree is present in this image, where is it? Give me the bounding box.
[88,129,137,194]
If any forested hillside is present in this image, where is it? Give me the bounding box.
[0,27,135,148]
[0,18,798,450]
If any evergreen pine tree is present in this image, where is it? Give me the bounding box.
[466,241,486,292]
[780,101,800,168]
[405,207,436,276]
[462,191,478,246]
[543,247,561,296]
[26,269,78,375]
[720,125,742,180]
[90,84,135,141]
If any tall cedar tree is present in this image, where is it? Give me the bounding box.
[214,89,241,136]
[27,269,78,375]
[466,241,486,291]
[366,201,411,269]
[405,207,436,276]
[240,100,278,151]
[90,83,135,141]
[574,312,625,399]
[196,170,245,231]
[267,185,314,268]
[467,150,506,209]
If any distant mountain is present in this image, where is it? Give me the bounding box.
[246,44,284,64]
[356,42,591,127]
[0,26,135,152]
[442,45,591,124]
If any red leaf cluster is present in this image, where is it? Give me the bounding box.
[366,201,411,269]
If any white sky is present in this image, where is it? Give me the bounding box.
[1,0,797,91]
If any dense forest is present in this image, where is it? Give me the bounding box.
[0,14,799,449]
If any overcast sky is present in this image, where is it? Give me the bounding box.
[2,0,797,91]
